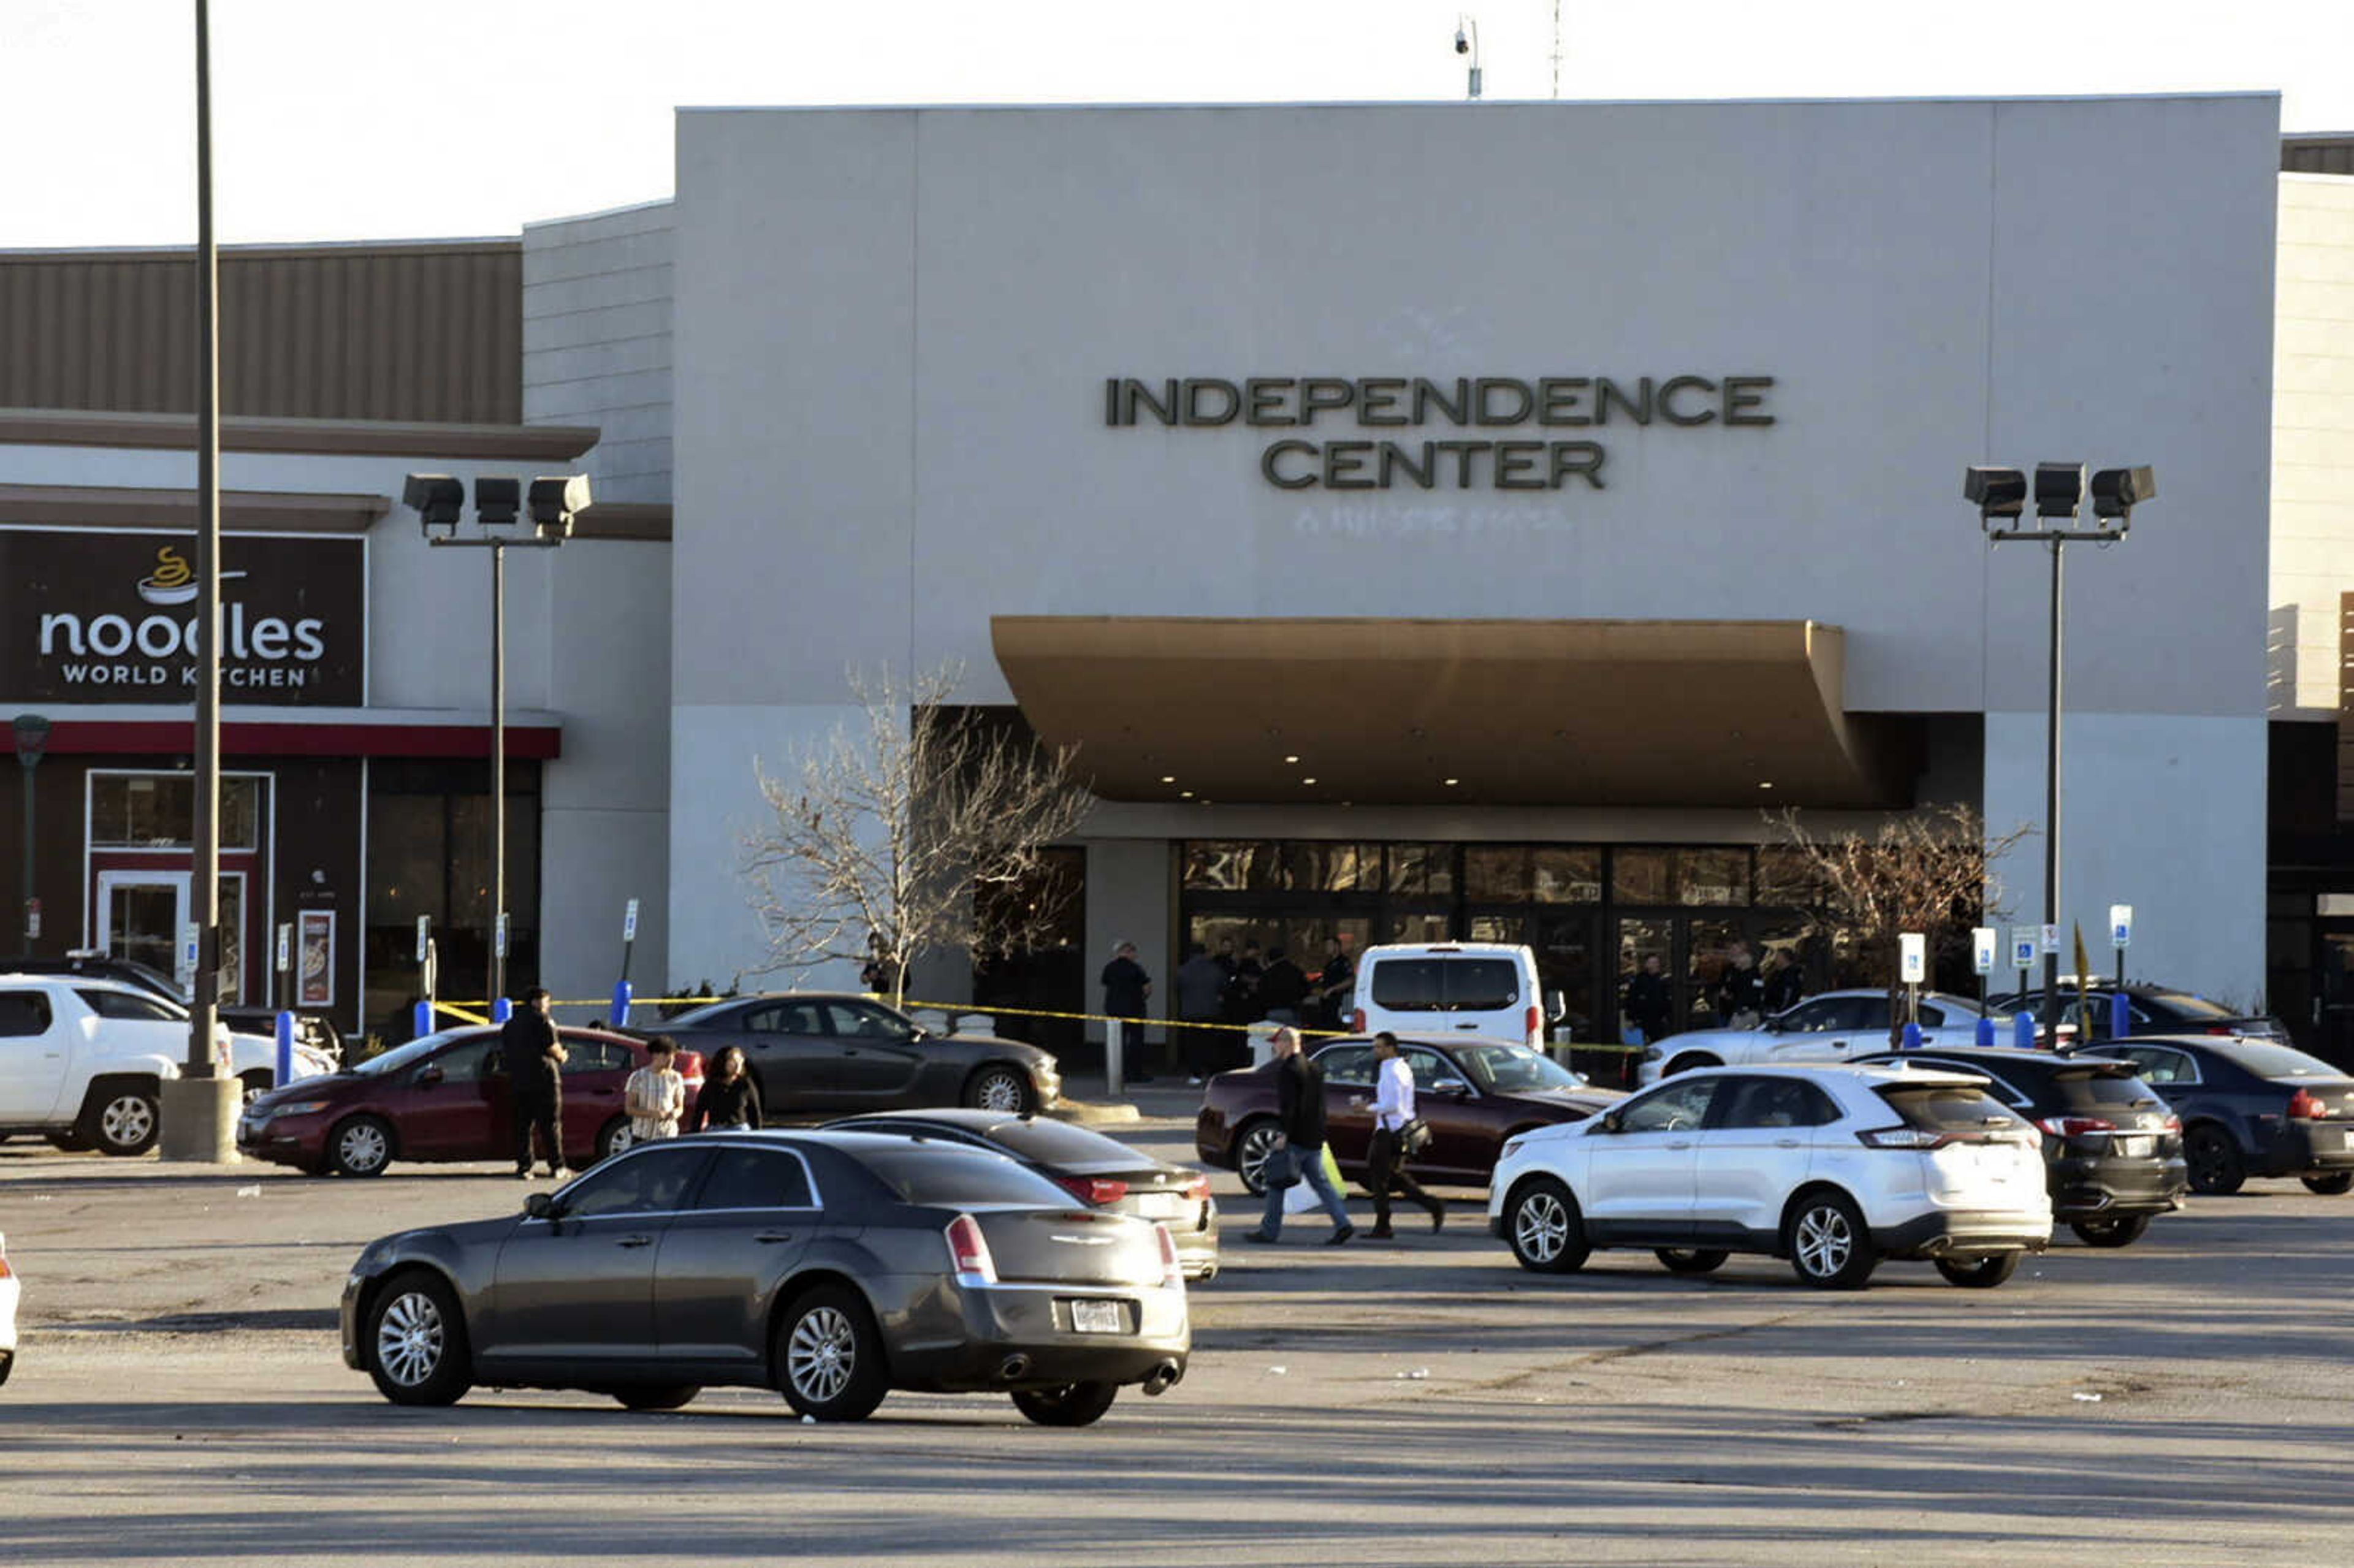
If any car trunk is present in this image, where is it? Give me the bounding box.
[972,1206,1164,1288]
[2046,1064,2179,1158]
[1876,1083,2043,1203]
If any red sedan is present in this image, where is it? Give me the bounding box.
[1195,1035,1620,1194]
[236,1026,703,1177]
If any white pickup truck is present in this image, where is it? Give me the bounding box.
[0,976,329,1156]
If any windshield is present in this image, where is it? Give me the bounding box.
[2149,991,2236,1021]
[351,1030,475,1076]
[1455,1043,1582,1094]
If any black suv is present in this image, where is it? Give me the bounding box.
[1857,1046,2187,1246]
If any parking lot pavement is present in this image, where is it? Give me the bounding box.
[6,1130,2354,1565]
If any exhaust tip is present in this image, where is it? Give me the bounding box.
[997,1353,1032,1382]
[1140,1359,1183,1396]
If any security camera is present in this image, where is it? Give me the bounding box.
[1455,28,1469,53]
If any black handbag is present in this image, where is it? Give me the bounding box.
[1398,1118,1433,1156]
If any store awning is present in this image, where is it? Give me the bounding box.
[990,616,1905,808]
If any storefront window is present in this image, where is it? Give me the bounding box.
[89,774,261,850]
[1678,848,1752,908]
[1181,842,1268,891]
[1533,848,1602,904]
[363,760,540,1040]
[1387,844,1456,896]
[1756,846,1824,908]
[1612,847,1672,904]
[1276,842,1375,892]
[1464,847,1531,901]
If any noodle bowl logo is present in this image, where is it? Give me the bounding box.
[133,546,247,606]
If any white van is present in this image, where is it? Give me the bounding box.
[1348,942,1564,1051]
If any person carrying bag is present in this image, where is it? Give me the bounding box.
[1245,1027,1354,1246]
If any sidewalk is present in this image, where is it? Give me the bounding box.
[1045,1072,1206,1128]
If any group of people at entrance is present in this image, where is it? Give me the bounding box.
[497,989,766,1178]
[1619,942,1806,1046]
[1244,1027,1444,1246]
[1104,935,1356,1086]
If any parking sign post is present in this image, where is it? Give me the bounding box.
[2109,903,2133,1041]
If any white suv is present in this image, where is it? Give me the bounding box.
[1487,1064,2051,1289]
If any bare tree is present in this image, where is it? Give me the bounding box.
[1775,805,2032,1043]
[744,663,1093,1009]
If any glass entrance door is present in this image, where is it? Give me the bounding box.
[96,872,187,986]
[2320,926,2354,1070]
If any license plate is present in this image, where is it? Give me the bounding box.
[1070,1298,1124,1334]
[2110,1134,2149,1157]
[2341,1130,2354,1151]
[1135,1192,1184,1219]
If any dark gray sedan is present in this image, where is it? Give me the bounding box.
[660,993,1061,1116]
[341,1130,1189,1426]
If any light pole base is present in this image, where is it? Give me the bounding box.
[159,1076,243,1163]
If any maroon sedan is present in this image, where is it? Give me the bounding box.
[1196,1035,1620,1195]
[237,1026,703,1177]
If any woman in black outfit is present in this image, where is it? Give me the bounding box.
[688,1045,763,1132]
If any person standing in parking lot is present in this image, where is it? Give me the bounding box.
[503,987,568,1179]
[1245,1027,1354,1246]
[1259,947,1309,1026]
[1765,951,1807,1017]
[1718,942,1766,1029]
[688,1045,763,1132]
[1359,1031,1444,1239]
[1624,953,1672,1046]
[1314,935,1356,1031]
[1175,942,1228,1086]
[624,1035,687,1142]
[1101,940,1156,1083]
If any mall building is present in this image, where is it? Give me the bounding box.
[4,96,2352,1057]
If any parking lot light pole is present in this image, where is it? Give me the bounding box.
[403,475,590,1008]
[13,714,49,953]
[1966,463,2156,1038]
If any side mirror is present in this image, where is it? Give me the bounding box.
[1432,1079,1472,1098]
[1547,990,1567,1023]
[524,1192,554,1220]
[1599,1110,1623,1134]
[414,1064,445,1087]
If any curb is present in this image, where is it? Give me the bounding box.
[1045,1098,1141,1127]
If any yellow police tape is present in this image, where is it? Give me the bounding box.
[440,993,1640,1052]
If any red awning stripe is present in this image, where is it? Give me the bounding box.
[38,720,562,759]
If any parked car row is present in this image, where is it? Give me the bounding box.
[1,973,334,1156]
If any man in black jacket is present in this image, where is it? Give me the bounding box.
[1258,947,1309,1024]
[1244,1027,1354,1246]
[501,987,568,1179]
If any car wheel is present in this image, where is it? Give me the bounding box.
[1011,1381,1119,1428]
[365,1270,472,1406]
[2070,1214,2152,1247]
[1933,1251,2021,1289]
[90,1089,162,1157]
[596,1116,636,1163]
[2184,1125,2245,1196]
[2301,1172,2353,1196]
[1655,1247,1729,1275]
[963,1065,1034,1116]
[611,1384,701,1411]
[1232,1118,1284,1196]
[327,1114,394,1178]
[1663,1053,1721,1077]
[1506,1177,1590,1274]
[1787,1190,1877,1290]
[775,1284,889,1422]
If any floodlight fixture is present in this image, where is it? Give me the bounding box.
[1964,465,2027,522]
[473,476,522,531]
[402,474,467,537]
[2034,462,2086,520]
[527,475,593,541]
[2090,465,2155,521]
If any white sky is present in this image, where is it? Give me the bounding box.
[4,0,2350,248]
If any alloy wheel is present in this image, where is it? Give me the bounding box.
[101,1094,155,1150]
[1237,1124,1283,1193]
[1794,1204,1853,1279]
[1514,1190,1569,1264]
[972,1070,1027,1114]
[788,1306,856,1404]
[376,1290,446,1388]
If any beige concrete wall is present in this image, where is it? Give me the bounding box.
[2272,175,2354,718]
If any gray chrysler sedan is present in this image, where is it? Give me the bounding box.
[341,1130,1189,1426]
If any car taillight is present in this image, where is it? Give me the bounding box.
[2036,1115,2117,1140]
[0,1234,11,1279]
[1057,1176,1130,1205]
[1181,1173,1213,1203]
[2206,1025,2236,1036]
[945,1214,997,1286]
[1154,1222,1183,1290]
[2288,1089,2326,1120]
[675,1050,704,1077]
[1858,1127,1958,1150]
[1525,1005,1542,1045]
[2161,1115,2182,1133]
[1351,1008,1365,1033]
